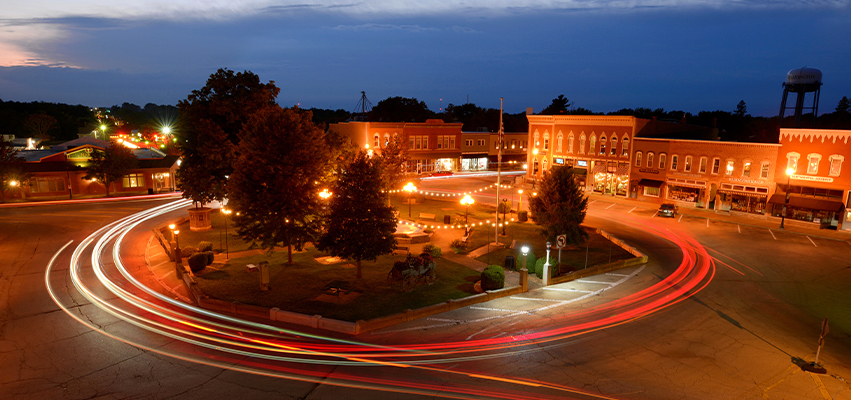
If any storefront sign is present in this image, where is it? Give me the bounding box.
[672,172,703,179]
[790,174,834,183]
[639,168,659,174]
[727,177,764,185]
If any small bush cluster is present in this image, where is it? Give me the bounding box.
[188,253,207,272]
[198,241,213,252]
[449,239,467,254]
[534,258,557,279]
[481,265,505,290]
[422,243,442,258]
[523,252,537,272]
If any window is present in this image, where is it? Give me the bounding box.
[829,155,844,176]
[712,158,720,174]
[544,133,550,150]
[786,152,800,173]
[610,136,618,155]
[415,137,422,150]
[422,137,428,149]
[725,160,735,176]
[699,157,707,174]
[409,136,415,149]
[684,156,692,172]
[659,153,666,170]
[543,158,548,172]
[557,133,563,152]
[599,135,607,155]
[760,162,770,179]
[511,139,516,149]
[644,186,660,197]
[579,134,586,154]
[384,134,390,147]
[478,139,485,146]
[123,173,145,188]
[647,152,654,168]
[807,154,821,174]
[670,155,678,170]
[465,139,473,147]
[374,134,380,148]
[621,136,629,156]
[534,132,540,147]
[635,152,643,167]
[437,136,443,149]
[742,161,752,177]
[31,178,65,193]
[589,135,596,155]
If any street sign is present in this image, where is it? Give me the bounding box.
[556,234,566,248]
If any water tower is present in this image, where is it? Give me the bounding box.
[779,67,822,127]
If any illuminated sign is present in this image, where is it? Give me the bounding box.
[639,168,659,174]
[576,160,588,167]
[790,174,834,183]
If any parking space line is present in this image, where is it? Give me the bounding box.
[469,307,531,314]
[606,273,629,277]
[678,214,683,222]
[628,207,636,213]
[738,225,741,234]
[426,317,459,322]
[605,203,616,210]
[509,297,571,302]
[576,280,615,285]
[769,229,777,240]
[807,236,818,247]
[706,219,709,228]
[543,287,595,293]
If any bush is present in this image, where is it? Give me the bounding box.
[422,243,442,258]
[534,258,556,279]
[523,253,537,272]
[481,265,505,290]
[198,241,213,252]
[201,251,214,265]
[423,227,434,234]
[188,253,207,272]
[449,239,466,254]
[181,247,198,259]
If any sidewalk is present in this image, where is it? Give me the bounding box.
[0,191,182,208]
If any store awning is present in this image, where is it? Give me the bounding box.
[591,164,606,174]
[615,165,630,175]
[768,194,845,212]
[638,179,664,188]
[570,168,587,175]
[717,189,767,198]
[667,180,706,189]
[461,152,488,156]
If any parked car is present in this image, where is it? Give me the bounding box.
[658,203,678,217]
[428,171,453,177]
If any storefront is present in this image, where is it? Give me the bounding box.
[768,189,845,228]
[638,179,664,198]
[666,177,706,206]
[716,183,769,214]
[592,162,629,196]
[461,153,488,171]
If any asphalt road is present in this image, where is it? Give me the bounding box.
[1,185,850,399]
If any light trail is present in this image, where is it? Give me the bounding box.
[44,199,715,399]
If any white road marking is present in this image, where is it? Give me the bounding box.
[605,203,616,210]
[652,212,658,218]
[606,273,629,277]
[807,236,818,247]
[678,214,683,222]
[738,225,741,234]
[769,229,777,240]
[544,287,595,293]
[628,207,636,213]
[510,296,571,302]
[152,260,170,269]
[576,280,615,285]
[469,307,531,313]
[589,200,597,205]
[426,317,459,322]
[706,219,709,228]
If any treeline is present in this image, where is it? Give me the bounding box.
[0,100,95,142]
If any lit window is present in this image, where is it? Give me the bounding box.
[621,137,629,156]
[599,135,606,155]
[579,135,586,154]
[742,161,751,177]
[122,173,145,188]
[760,162,770,179]
[374,134,380,148]
[647,152,654,168]
[568,133,574,154]
[829,155,844,176]
[684,156,692,172]
[807,154,821,174]
[557,133,563,152]
[699,157,707,174]
[534,132,540,147]
[635,152,643,167]
[589,135,596,154]
[725,160,735,176]
[786,153,799,173]
[659,153,666,169]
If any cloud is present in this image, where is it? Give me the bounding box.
[330,23,477,33]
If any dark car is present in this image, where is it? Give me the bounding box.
[428,171,453,177]
[658,203,678,217]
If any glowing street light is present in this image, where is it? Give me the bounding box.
[521,246,529,271]
[222,208,232,259]
[518,189,524,212]
[162,126,172,135]
[319,188,332,200]
[403,182,417,218]
[780,167,795,230]
[460,194,474,226]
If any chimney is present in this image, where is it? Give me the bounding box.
[526,107,534,115]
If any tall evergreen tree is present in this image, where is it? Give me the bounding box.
[317,151,397,279]
[528,167,589,245]
[227,106,335,264]
[539,95,572,115]
[83,142,138,197]
[836,96,850,114]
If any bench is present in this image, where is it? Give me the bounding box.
[418,213,436,220]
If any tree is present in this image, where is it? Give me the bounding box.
[22,113,58,141]
[836,96,850,114]
[176,68,280,207]
[735,100,748,117]
[374,134,409,190]
[0,138,27,203]
[528,167,589,245]
[227,106,336,264]
[368,97,434,122]
[539,95,572,115]
[83,142,138,197]
[317,151,397,278]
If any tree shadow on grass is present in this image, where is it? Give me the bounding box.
[456,275,479,292]
[196,270,230,280]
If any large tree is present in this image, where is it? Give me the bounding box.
[317,151,397,278]
[0,138,27,203]
[539,95,572,115]
[368,96,434,122]
[528,167,589,245]
[176,68,280,207]
[83,142,138,197]
[22,113,58,141]
[227,106,336,264]
[374,134,408,190]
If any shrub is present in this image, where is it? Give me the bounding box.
[201,251,214,265]
[422,243,442,258]
[523,253,536,272]
[481,265,505,290]
[449,239,466,254]
[188,253,207,272]
[181,247,198,259]
[423,227,434,234]
[198,241,213,252]
[534,258,556,279]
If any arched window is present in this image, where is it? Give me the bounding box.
[742,160,752,177]
[610,136,618,156]
[589,135,596,155]
[534,132,540,148]
[568,133,575,154]
[544,133,550,150]
[807,153,822,174]
[659,153,667,169]
[542,158,548,173]
[621,136,629,157]
[384,134,390,147]
[557,133,563,153]
[635,151,643,167]
[684,155,692,172]
[599,135,607,155]
[647,152,655,168]
[373,134,380,148]
[579,134,586,154]
[670,155,678,170]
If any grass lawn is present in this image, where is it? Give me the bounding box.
[192,243,482,322]
[473,224,634,275]
[169,208,255,253]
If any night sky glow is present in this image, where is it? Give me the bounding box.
[2,1,850,116]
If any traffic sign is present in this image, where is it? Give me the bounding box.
[556,234,566,248]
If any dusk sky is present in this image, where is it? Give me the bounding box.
[1,1,850,117]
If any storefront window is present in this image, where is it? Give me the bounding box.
[643,186,660,197]
[724,193,767,214]
[667,185,700,203]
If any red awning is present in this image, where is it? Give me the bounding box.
[768,194,845,212]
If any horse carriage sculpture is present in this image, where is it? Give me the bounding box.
[388,253,436,292]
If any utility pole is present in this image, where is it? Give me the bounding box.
[494,97,503,246]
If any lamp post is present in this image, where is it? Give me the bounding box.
[403,182,417,218]
[501,198,508,235]
[518,189,524,212]
[520,245,529,292]
[544,241,552,286]
[222,208,232,260]
[780,167,795,230]
[460,194,474,227]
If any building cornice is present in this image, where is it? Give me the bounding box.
[780,128,851,145]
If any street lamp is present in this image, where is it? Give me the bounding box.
[518,189,524,212]
[403,182,417,218]
[222,208,232,260]
[521,246,529,271]
[501,198,508,235]
[460,194,474,226]
[780,167,795,230]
